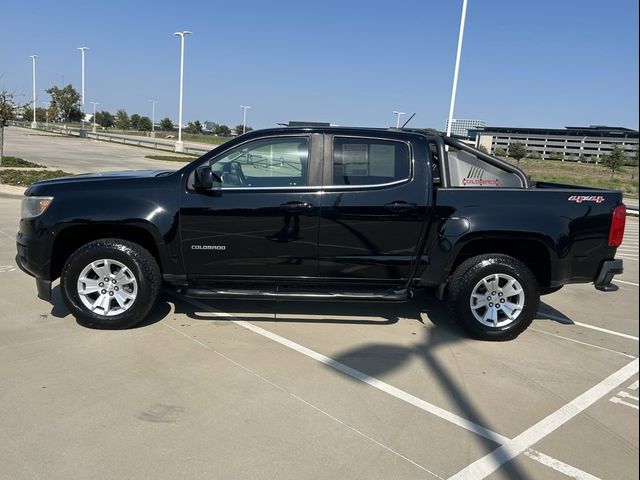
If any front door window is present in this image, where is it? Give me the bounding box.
[211,137,309,188]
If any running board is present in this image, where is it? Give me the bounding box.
[180,287,412,302]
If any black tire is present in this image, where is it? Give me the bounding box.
[446,254,539,341]
[60,238,161,329]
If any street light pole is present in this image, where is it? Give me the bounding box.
[29,55,37,129]
[173,31,192,152]
[240,105,251,134]
[445,0,468,138]
[392,111,405,129]
[77,47,89,132]
[149,100,157,133]
[90,102,99,132]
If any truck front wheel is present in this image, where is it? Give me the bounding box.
[447,254,539,340]
[60,239,161,329]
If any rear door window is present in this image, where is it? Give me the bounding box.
[332,137,410,186]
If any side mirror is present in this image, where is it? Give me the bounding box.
[194,165,222,195]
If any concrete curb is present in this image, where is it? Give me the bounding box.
[0,184,27,197]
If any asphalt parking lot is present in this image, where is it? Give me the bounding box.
[0,130,638,479]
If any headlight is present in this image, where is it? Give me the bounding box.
[21,196,54,219]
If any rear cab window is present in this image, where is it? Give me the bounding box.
[447,147,524,188]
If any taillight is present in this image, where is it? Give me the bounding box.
[608,204,626,247]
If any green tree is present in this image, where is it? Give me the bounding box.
[214,124,231,136]
[186,120,203,134]
[602,145,626,179]
[35,107,47,123]
[494,147,506,157]
[46,101,59,123]
[160,117,173,131]
[130,113,141,130]
[527,150,541,160]
[509,142,527,165]
[0,89,18,161]
[630,145,638,180]
[95,110,115,128]
[477,144,488,153]
[23,105,34,122]
[234,124,253,135]
[46,85,81,123]
[115,109,130,130]
[138,116,152,132]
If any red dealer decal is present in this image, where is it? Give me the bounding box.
[462,166,500,187]
[568,195,605,204]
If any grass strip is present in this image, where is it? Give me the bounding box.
[0,169,72,187]
[503,158,638,197]
[0,156,46,168]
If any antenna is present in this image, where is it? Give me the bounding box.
[401,113,416,128]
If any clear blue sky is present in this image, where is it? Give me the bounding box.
[1,0,638,130]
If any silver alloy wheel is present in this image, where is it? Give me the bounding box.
[469,273,525,327]
[76,259,138,317]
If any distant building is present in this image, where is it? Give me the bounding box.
[445,119,486,138]
[473,125,639,162]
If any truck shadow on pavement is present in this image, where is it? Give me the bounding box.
[163,291,528,478]
[48,285,555,476]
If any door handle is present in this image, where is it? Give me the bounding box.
[280,201,313,212]
[384,201,418,213]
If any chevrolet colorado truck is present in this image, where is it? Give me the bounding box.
[16,127,626,340]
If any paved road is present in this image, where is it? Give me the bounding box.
[0,191,637,479]
[3,127,192,174]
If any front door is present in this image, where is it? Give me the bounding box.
[180,134,322,281]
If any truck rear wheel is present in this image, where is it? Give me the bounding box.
[447,254,539,340]
[60,239,161,329]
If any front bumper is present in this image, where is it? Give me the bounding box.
[15,253,52,302]
[594,259,623,292]
[16,224,54,303]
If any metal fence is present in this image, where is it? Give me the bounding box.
[9,121,210,156]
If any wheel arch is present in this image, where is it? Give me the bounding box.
[450,236,553,288]
[50,223,163,280]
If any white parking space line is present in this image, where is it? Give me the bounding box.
[537,311,639,341]
[448,359,639,480]
[616,255,638,261]
[161,320,445,479]
[614,279,639,287]
[523,450,601,480]
[571,321,639,341]
[530,329,636,359]
[174,294,602,480]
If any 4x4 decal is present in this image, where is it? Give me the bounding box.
[568,195,605,204]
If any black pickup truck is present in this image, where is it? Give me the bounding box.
[16,127,626,340]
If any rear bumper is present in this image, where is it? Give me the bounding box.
[594,259,623,292]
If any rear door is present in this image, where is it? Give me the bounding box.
[318,133,431,282]
[180,134,323,281]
